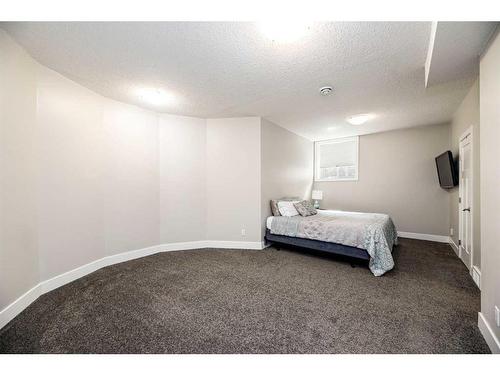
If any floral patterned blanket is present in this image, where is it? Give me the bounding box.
[269,210,398,276]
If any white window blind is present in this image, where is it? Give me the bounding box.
[315,137,359,181]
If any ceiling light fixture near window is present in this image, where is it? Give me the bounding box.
[136,87,176,107]
[258,21,311,43]
[346,113,376,125]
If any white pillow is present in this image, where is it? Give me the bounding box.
[277,200,300,217]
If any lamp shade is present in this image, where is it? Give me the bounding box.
[312,190,323,200]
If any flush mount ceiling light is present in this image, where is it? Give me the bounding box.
[319,86,333,96]
[136,87,176,107]
[346,113,376,125]
[258,21,310,43]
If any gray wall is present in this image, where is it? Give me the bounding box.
[260,119,313,238]
[479,29,500,349]
[448,80,481,267]
[314,124,451,235]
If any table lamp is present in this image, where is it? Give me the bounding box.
[311,190,323,209]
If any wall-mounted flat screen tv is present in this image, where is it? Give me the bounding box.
[435,151,458,189]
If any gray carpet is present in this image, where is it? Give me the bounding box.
[0,238,490,353]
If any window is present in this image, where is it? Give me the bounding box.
[315,137,359,181]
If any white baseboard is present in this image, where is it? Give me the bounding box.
[0,239,264,331]
[471,266,481,289]
[449,237,459,255]
[0,284,41,331]
[449,239,480,290]
[204,240,264,250]
[161,241,207,252]
[478,312,500,354]
[397,231,450,243]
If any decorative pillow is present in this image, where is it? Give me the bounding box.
[270,200,281,216]
[277,200,300,217]
[293,200,317,217]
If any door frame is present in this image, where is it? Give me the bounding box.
[458,126,473,271]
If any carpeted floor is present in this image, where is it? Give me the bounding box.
[0,238,490,353]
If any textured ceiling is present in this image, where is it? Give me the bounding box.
[1,22,493,140]
[426,22,497,87]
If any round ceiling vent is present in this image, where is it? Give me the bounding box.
[319,86,333,96]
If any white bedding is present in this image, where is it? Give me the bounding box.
[266,216,275,230]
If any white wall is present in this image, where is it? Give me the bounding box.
[36,67,106,280]
[479,29,500,351]
[260,119,313,237]
[103,100,160,256]
[34,66,215,281]
[0,31,215,315]
[159,114,206,243]
[36,68,163,279]
[0,30,39,310]
[313,124,451,236]
[206,117,262,242]
[448,80,481,266]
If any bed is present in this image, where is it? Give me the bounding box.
[265,209,398,276]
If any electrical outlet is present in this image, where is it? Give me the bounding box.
[495,306,500,327]
[450,228,454,236]
[241,228,246,237]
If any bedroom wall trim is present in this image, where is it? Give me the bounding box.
[0,283,41,333]
[478,312,500,354]
[397,231,450,243]
[472,266,481,289]
[449,237,459,255]
[0,240,265,330]
[449,237,481,289]
[204,241,265,250]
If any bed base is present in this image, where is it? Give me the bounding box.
[265,229,370,264]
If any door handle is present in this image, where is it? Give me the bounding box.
[462,208,471,212]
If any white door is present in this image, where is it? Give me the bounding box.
[459,131,473,270]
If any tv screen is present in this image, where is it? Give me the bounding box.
[435,151,458,189]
